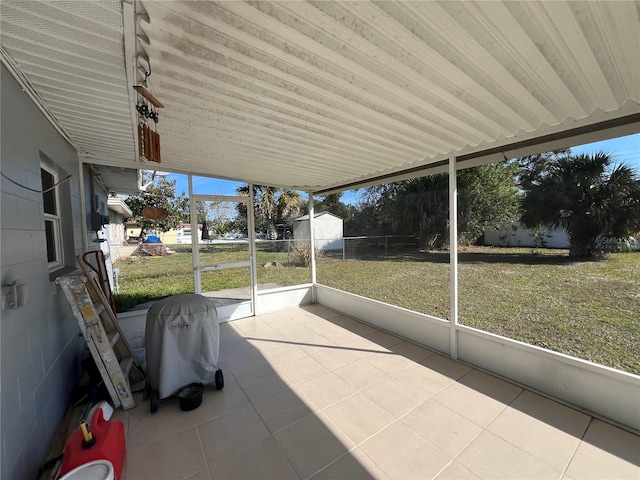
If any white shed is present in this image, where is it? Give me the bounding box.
[294,212,343,251]
[484,221,569,249]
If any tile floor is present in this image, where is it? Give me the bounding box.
[116,305,640,480]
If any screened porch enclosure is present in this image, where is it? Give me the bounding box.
[1,2,639,478]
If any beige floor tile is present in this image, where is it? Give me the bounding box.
[222,347,272,379]
[333,358,388,391]
[420,353,473,380]
[435,462,479,479]
[278,355,331,385]
[126,401,196,450]
[456,430,562,479]
[365,330,404,348]
[305,324,346,341]
[186,382,251,425]
[297,335,338,357]
[344,321,379,337]
[251,342,307,367]
[252,387,317,434]
[565,419,640,480]
[235,365,290,403]
[487,391,589,471]
[363,351,415,375]
[197,404,272,463]
[393,363,456,397]
[296,372,357,409]
[259,313,306,332]
[401,399,483,457]
[300,304,343,320]
[280,322,320,341]
[126,427,206,480]
[389,341,433,362]
[307,343,365,371]
[310,448,390,480]
[334,334,392,354]
[304,320,353,339]
[219,329,248,348]
[362,375,429,418]
[360,422,451,479]
[323,392,396,444]
[207,436,299,480]
[458,370,523,402]
[275,413,355,479]
[432,371,521,427]
[246,331,292,352]
[325,314,360,328]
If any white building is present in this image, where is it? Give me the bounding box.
[294,212,344,251]
[484,221,569,249]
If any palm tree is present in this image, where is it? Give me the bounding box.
[237,185,302,239]
[520,152,640,257]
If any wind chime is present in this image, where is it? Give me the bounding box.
[134,84,164,163]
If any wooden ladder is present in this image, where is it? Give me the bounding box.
[56,261,145,410]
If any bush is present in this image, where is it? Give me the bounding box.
[291,241,323,267]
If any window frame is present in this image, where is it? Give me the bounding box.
[41,164,64,271]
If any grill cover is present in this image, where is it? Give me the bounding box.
[145,294,220,398]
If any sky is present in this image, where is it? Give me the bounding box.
[166,133,640,206]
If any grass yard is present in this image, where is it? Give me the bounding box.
[114,244,311,311]
[114,246,640,375]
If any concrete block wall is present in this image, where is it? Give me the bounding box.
[1,65,86,480]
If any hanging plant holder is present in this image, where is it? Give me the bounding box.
[142,205,169,220]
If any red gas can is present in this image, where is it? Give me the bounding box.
[60,409,126,480]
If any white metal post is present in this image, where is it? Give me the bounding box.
[188,175,201,294]
[308,192,317,301]
[449,156,459,359]
[79,162,89,252]
[248,184,258,315]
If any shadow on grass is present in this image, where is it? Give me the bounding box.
[332,249,575,266]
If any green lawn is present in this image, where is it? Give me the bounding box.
[114,246,640,375]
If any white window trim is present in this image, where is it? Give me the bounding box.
[41,164,63,272]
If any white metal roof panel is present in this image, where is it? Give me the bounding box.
[2,1,639,193]
[0,0,136,165]
[138,0,639,191]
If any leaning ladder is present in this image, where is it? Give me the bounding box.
[56,269,144,410]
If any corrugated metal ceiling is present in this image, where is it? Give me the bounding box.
[1,0,137,169]
[2,1,639,193]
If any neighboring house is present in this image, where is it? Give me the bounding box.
[294,212,344,251]
[1,64,139,480]
[484,221,570,249]
[125,222,204,245]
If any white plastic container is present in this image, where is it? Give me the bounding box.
[58,459,114,480]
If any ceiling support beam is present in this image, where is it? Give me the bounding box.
[314,113,640,195]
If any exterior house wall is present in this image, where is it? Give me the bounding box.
[294,212,344,250]
[108,199,132,264]
[484,221,569,249]
[0,65,90,480]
